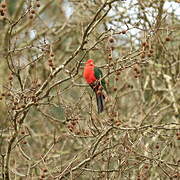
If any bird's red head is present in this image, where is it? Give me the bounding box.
[85,59,94,65]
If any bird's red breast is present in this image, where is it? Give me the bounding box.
[83,59,97,84]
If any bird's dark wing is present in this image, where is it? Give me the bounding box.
[94,66,107,92]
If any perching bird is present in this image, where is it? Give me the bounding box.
[83,59,106,113]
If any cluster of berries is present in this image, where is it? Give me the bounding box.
[29,0,41,19]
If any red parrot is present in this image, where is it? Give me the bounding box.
[83,59,106,113]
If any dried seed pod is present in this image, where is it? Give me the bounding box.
[155,144,159,149]
[0,8,3,13]
[48,61,53,67]
[108,54,112,60]
[165,37,171,41]
[115,120,121,126]
[149,49,153,54]
[50,53,55,57]
[121,30,126,34]
[108,36,115,43]
[43,169,48,173]
[71,121,76,126]
[113,87,117,91]
[142,42,147,47]
[21,104,26,108]
[14,101,18,105]
[23,141,27,144]
[1,2,6,9]
[116,71,120,76]
[134,75,138,78]
[36,3,40,8]
[8,75,13,81]
[29,14,34,19]
[48,59,53,63]
[115,77,119,81]
[30,9,35,14]
[141,53,146,59]
[7,92,11,96]
[21,131,25,135]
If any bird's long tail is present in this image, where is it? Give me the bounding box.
[95,91,105,113]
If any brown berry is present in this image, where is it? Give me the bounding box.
[67,124,73,129]
[141,53,146,59]
[21,104,26,108]
[30,9,35,14]
[76,131,80,135]
[108,54,112,60]
[165,37,171,41]
[147,53,151,57]
[12,106,16,110]
[145,43,149,49]
[85,130,89,135]
[115,121,121,126]
[134,67,138,72]
[43,169,48,173]
[113,87,117,91]
[122,30,126,34]
[48,62,53,67]
[41,175,45,178]
[21,131,25,135]
[1,2,6,9]
[177,136,180,140]
[71,121,76,126]
[48,59,53,63]
[108,37,115,43]
[136,70,140,74]
[115,77,119,81]
[134,75,138,78]
[29,14,34,19]
[111,46,115,51]
[142,42,147,47]
[7,93,11,96]
[50,53,54,57]
[23,141,27,144]
[1,93,5,96]
[155,144,159,149]
[36,3,40,8]
[0,97,2,100]
[149,49,153,54]
[116,71,120,76]
[37,83,41,87]
[8,76,13,81]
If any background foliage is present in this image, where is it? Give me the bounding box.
[0,0,180,179]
